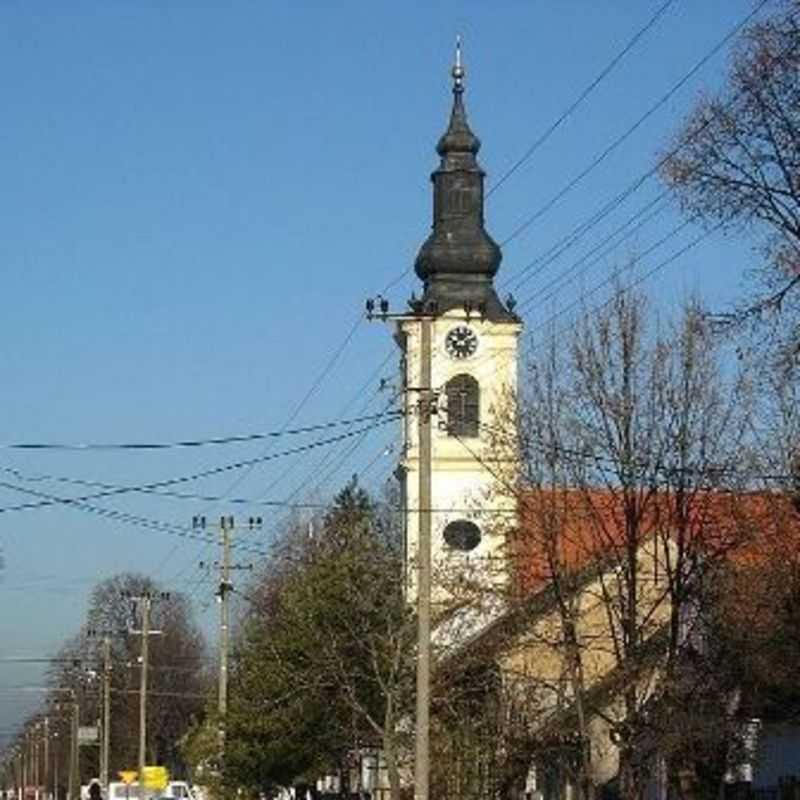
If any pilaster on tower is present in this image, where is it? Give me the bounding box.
[399,43,522,609]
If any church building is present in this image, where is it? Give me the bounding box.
[397,44,522,604]
[378,43,800,800]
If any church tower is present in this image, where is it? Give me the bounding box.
[399,45,522,602]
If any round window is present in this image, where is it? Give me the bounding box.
[443,520,481,552]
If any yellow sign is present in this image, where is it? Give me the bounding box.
[142,766,169,791]
[118,772,137,785]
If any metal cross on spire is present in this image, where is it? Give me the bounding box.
[452,35,465,92]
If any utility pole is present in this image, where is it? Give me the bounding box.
[22,731,28,800]
[366,295,436,800]
[138,597,150,799]
[101,638,111,792]
[123,591,168,800]
[415,316,433,800]
[35,722,42,800]
[87,630,115,792]
[194,516,259,718]
[218,517,231,717]
[68,694,78,800]
[43,717,49,800]
[52,732,60,800]
[32,728,39,800]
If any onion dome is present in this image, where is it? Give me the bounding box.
[414,39,513,321]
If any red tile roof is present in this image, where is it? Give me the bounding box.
[510,487,800,595]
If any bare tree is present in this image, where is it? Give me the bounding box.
[467,287,758,800]
[43,573,209,781]
[660,1,800,352]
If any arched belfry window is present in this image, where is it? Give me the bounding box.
[446,374,479,438]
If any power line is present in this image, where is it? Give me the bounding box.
[0,414,402,516]
[169,315,370,595]
[529,221,724,347]
[0,480,272,557]
[498,12,793,301]
[170,270,409,591]
[498,0,772,250]
[191,4,739,551]
[508,189,669,297]
[518,213,695,314]
[487,0,677,197]
[0,477,332,510]
[477,421,796,485]
[0,410,406,452]
[256,348,397,499]
[286,388,401,503]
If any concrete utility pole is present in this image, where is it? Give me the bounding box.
[52,733,60,800]
[137,596,151,800]
[33,729,39,800]
[365,296,436,800]
[218,518,231,717]
[194,516,259,719]
[101,638,111,791]
[415,316,433,800]
[22,732,28,799]
[123,591,168,800]
[43,717,49,800]
[87,627,119,792]
[68,695,79,800]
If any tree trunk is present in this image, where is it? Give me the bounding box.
[382,729,402,800]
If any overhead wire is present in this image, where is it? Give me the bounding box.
[497,0,772,250]
[286,384,402,503]
[0,0,699,633]
[256,348,396,499]
[0,468,349,511]
[166,312,367,594]
[0,415,402,515]
[476,419,797,485]
[10,2,760,593]
[448,217,722,408]
[487,0,678,197]
[525,220,726,351]
[497,93,732,299]
[0,479,267,553]
[0,410,410,452]
[169,267,409,593]
[518,213,696,314]
[495,3,797,320]
[0,417,404,617]
[424,216,726,440]
[511,189,670,299]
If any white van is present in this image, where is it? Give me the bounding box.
[163,784,193,800]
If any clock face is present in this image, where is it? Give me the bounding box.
[445,326,478,360]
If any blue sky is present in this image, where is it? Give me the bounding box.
[0,1,769,737]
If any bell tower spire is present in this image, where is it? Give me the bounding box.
[414,39,513,321]
[396,41,522,608]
